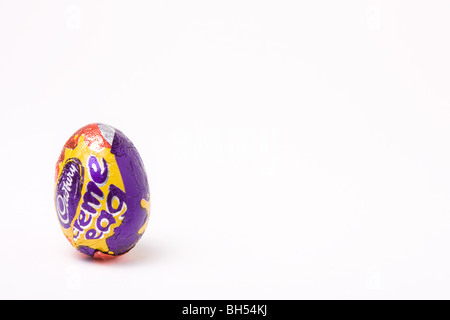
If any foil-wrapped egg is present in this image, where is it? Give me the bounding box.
[54,123,150,259]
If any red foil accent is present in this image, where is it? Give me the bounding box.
[55,123,112,182]
[93,251,116,260]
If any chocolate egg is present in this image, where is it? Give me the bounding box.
[54,123,150,259]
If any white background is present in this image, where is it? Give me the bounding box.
[1,1,450,299]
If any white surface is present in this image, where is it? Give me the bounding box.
[1,1,450,299]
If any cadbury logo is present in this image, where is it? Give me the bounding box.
[73,156,127,240]
[56,159,83,229]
